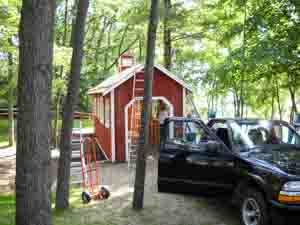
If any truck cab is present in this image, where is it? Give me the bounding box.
[158,117,300,225]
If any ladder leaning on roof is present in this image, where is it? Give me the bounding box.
[186,94,201,119]
[128,68,145,170]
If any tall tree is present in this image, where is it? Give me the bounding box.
[16,0,55,225]
[163,0,172,70]
[53,0,70,148]
[56,0,89,209]
[7,51,15,146]
[132,0,160,210]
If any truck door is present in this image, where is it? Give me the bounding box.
[158,118,236,193]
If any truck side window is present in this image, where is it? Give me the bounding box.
[166,120,214,146]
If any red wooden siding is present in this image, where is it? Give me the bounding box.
[153,69,183,117]
[92,93,112,160]
[114,68,183,161]
[115,77,133,161]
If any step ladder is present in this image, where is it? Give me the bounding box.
[186,94,201,119]
[128,70,144,173]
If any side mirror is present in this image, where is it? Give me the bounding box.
[206,141,222,154]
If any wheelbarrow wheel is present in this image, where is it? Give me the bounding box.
[81,191,91,204]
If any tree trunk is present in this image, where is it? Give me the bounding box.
[271,93,274,120]
[16,1,55,225]
[54,91,61,148]
[139,37,143,62]
[275,78,282,120]
[234,91,241,118]
[288,71,298,123]
[240,0,247,119]
[163,0,172,70]
[103,23,112,74]
[233,93,237,117]
[8,52,14,146]
[56,0,89,210]
[94,16,107,75]
[63,0,69,45]
[132,0,160,210]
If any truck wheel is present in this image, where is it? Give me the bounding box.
[240,188,269,225]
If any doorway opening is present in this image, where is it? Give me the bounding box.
[124,97,174,161]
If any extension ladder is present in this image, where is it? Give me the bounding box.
[128,69,144,170]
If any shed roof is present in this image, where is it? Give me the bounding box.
[87,64,192,96]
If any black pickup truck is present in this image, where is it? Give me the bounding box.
[158,117,300,225]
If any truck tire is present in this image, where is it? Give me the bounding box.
[240,188,269,225]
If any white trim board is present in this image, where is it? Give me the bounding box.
[110,90,116,162]
[183,87,186,116]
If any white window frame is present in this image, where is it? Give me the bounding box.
[105,97,110,128]
[99,96,104,124]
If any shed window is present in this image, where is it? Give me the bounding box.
[96,97,100,120]
[100,96,104,123]
[105,97,110,128]
[94,97,97,115]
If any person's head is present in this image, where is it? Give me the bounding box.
[160,101,166,111]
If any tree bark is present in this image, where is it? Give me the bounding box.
[163,0,172,70]
[54,91,61,148]
[132,0,160,210]
[94,16,107,75]
[275,78,282,120]
[103,23,112,74]
[63,0,69,45]
[288,71,298,123]
[8,52,15,146]
[139,37,143,62]
[240,0,247,119]
[16,1,55,225]
[271,93,274,120]
[56,0,89,210]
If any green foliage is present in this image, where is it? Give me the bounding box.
[0,119,9,146]
[1,0,299,118]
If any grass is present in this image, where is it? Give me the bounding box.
[0,191,121,225]
[0,188,109,225]
[0,179,246,225]
[0,120,9,147]
[0,187,241,225]
[52,119,93,130]
[0,119,93,149]
[73,119,93,128]
[0,194,15,225]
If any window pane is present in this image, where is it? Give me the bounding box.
[166,120,213,147]
[100,96,104,123]
[97,97,100,120]
[275,124,300,144]
[105,97,110,127]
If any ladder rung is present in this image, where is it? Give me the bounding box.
[135,88,144,91]
[136,79,144,82]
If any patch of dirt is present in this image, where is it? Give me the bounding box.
[57,157,241,225]
[0,148,16,194]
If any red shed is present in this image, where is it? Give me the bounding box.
[87,55,192,162]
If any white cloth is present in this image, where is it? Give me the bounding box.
[159,110,169,124]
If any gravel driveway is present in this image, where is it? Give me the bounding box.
[62,156,241,225]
